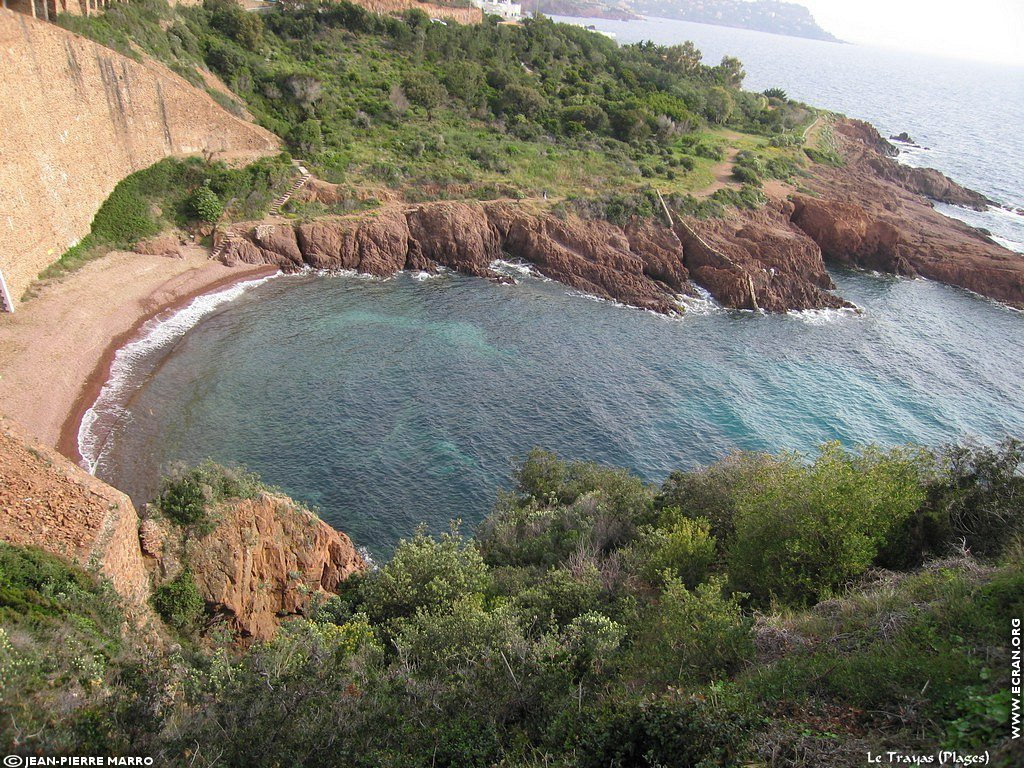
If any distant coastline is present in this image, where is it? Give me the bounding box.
[526,0,840,41]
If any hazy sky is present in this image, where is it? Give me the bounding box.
[801,0,1024,65]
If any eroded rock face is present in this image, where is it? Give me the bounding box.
[225,201,847,313]
[490,204,693,313]
[0,418,153,624]
[790,197,913,275]
[135,234,183,259]
[223,119,1022,312]
[683,201,852,313]
[789,119,1024,309]
[162,493,366,641]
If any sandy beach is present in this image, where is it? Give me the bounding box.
[0,249,277,462]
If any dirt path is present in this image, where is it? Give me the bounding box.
[0,250,275,457]
[694,146,742,198]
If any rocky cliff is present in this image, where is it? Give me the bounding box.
[224,200,856,313]
[223,115,1022,313]
[145,494,366,641]
[789,120,1023,308]
[0,417,364,640]
[0,9,279,306]
[0,417,153,618]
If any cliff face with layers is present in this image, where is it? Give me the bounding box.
[0,9,279,306]
[147,494,366,641]
[223,199,854,314]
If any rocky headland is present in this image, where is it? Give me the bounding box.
[218,119,1023,314]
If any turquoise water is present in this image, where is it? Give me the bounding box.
[96,268,1024,555]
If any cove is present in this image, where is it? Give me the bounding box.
[93,266,1024,557]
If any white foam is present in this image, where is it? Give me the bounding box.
[489,259,552,282]
[411,270,445,281]
[787,306,862,325]
[677,285,722,316]
[78,272,281,475]
[357,546,377,571]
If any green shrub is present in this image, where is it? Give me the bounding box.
[926,439,1023,559]
[152,570,205,632]
[574,686,754,768]
[623,514,717,588]
[804,146,845,167]
[727,443,929,606]
[154,461,265,529]
[627,576,753,686]
[187,182,222,224]
[360,529,489,623]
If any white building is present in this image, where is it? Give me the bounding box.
[472,0,521,22]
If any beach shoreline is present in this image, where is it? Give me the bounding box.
[0,248,277,466]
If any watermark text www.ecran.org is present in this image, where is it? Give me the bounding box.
[2,758,152,767]
[1012,617,1021,741]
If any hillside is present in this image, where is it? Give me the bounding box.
[1,443,1022,764]
[5,0,1014,314]
[0,7,278,305]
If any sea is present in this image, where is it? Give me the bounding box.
[87,18,1024,556]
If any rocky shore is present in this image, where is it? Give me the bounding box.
[221,119,1023,313]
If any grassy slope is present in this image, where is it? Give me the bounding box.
[58,0,817,207]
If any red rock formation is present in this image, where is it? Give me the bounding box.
[0,418,154,622]
[154,493,366,641]
[682,200,851,312]
[223,120,1022,313]
[229,203,702,312]
[791,119,1024,309]
[0,417,365,641]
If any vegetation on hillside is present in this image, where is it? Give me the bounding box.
[41,154,295,282]
[58,0,817,215]
[1,440,1021,765]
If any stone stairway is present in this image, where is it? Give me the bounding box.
[269,163,311,216]
[209,162,310,262]
[210,229,241,262]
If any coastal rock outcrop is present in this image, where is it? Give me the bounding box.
[0,417,365,641]
[225,202,851,314]
[221,117,1022,313]
[682,201,853,312]
[152,493,366,641]
[0,418,153,622]
[488,203,693,313]
[790,119,1024,308]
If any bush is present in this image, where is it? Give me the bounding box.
[187,182,222,224]
[574,687,754,768]
[627,576,753,686]
[152,570,205,632]
[154,461,264,529]
[623,514,717,588]
[288,119,324,156]
[360,529,489,623]
[726,443,929,606]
